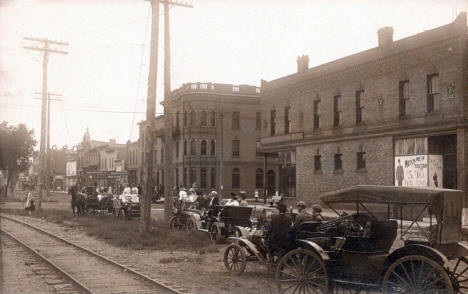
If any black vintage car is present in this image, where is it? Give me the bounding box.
[226,185,468,294]
[80,186,113,213]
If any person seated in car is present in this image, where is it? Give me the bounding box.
[239,191,248,206]
[265,203,292,261]
[293,201,314,228]
[225,193,240,206]
[311,204,323,222]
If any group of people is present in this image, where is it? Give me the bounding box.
[224,192,248,206]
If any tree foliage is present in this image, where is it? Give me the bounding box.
[0,122,37,197]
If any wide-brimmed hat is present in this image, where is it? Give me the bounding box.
[296,201,307,208]
[312,204,322,212]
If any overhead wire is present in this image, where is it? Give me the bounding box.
[129,5,151,141]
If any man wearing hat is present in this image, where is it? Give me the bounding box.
[311,204,323,222]
[293,201,314,228]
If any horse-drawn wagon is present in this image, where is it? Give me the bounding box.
[225,185,468,294]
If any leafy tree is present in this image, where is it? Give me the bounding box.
[0,122,37,197]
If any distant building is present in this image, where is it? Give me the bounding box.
[76,129,127,192]
[260,13,468,203]
[125,140,140,186]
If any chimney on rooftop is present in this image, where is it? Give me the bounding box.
[378,26,394,48]
[296,55,309,73]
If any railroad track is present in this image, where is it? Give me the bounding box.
[0,215,185,294]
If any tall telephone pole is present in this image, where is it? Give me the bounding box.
[24,37,68,211]
[162,0,193,220]
[35,92,62,196]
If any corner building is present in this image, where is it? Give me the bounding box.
[260,13,468,204]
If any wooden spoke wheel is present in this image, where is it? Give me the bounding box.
[382,255,453,294]
[275,249,328,294]
[210,225,220,243]
[118,209,126,220]
[169,217,181,230]
[223,244,247,275]
[186,219,196,232]
[449,257,468,294]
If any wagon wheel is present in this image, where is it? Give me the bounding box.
[223,244,247,275]
[449,256,468,293]
[382,255,453,294]
[169,217,179,230]
[210,225,220,243]
[186,219,196,232]
[118,209,126,220]
[276,249,328,294]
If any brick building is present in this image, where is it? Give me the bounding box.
[260,13,468,204]
[125,140,140,186]
[140,82,278,198]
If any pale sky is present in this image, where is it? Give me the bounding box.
[1,0,467,149]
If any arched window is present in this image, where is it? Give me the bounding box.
[266,170,275,196]
[190,140,196,155]
[184,140,187,156]
[201,140,207,155]
[210,111,216,126]
[201,111,207,126]
[256,168,264,189]
[190,110,196,125]
[232,168,240,189]
[210,140,216,155]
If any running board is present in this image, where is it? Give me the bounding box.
[331,279,379,288]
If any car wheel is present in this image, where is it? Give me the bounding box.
[382,255,453,294]
[223,243,247,275]
[186,219,196,232]
[276,249,328,294]
[210,225,220,243]
[169,217,179,230]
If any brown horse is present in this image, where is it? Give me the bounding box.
[69,185,85,216]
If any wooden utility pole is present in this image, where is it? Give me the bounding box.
[24,37,68,211]
[162,0,193,220]
[141,0,160,231]
[141,0,192,229]
[35,92,62,196]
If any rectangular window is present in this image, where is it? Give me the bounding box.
[183,112,187,126]
[399,80,409,117]
[357,152,366,170]
[232,111,240,129]
[175,168,179,187]
[200,167,207,188]
[356,90,364,123]
[154,150,157,165]
[161,149,164,163]
[175,111,180,128]
[427,74,439,112]
[334,95,341,127]
[232,140,240,157]
[334,153,343,171]
[190,167,196,187]
[313,100,320,129]
[314,155,321,172]
[175,141,179,158]
[284,106,291,134]
[210,167,216,189]
[256,112,261,130]
[270,109,276,136]
[183,168,187,188]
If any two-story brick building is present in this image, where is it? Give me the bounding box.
[260,13,468,203]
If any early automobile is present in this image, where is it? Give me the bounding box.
[113,192,141,220]
[224,185,468,294]
[202,205,253,243]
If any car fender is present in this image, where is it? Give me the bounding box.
[233,226,250,237]
[295,239,330,261]
[383,244,449,275]
[227,237,267,263]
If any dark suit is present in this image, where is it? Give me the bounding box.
[266,213,292,252]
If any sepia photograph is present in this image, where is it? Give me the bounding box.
[1,0,468,293]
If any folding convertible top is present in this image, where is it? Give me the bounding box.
[319,185,463,205]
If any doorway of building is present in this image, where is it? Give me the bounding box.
[428,134,457,189]
[266,170,275,196]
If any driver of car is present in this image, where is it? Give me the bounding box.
[293,201,313,228]
[265,203,292,261]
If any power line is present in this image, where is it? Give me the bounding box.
[0,103,161,114]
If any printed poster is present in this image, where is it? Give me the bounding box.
[395,155,428,187]
[428,155,443,188]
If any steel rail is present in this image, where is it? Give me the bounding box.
[0,214,183,294]
[0,229,94,294]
